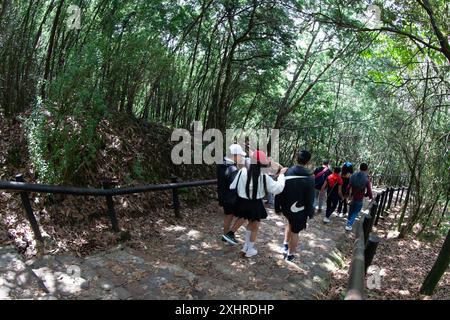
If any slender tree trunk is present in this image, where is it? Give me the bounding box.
[397,177,413,235]
[420,230,450,295]
[41,0,65,99]
[436,198,449,230]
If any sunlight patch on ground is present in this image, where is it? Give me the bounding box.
[164,225,186,232]
[285,262,307,274]
[274,221,285,227]
[307,240,327,250]
[386,230,399,238]
[399,290,410,296]
[186,230,201,239]
[200,241,214,249]
[268,242,283,254]
[411,239,422,249]
[320,258,338,272]
[189,244,199,251]
[32,266,86,295]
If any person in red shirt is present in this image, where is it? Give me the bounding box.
[320,167,344,223]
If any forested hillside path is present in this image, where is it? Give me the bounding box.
[1,201,367,300]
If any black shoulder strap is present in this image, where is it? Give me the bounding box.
[231,170,242,190]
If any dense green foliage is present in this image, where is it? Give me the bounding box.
[0,0,448,237]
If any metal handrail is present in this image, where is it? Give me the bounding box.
[0,179,217,196]
[345,186,408,300]
[0,174,218,246]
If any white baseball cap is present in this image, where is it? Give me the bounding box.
[229,144,246,156]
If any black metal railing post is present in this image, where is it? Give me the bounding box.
[364,234,380,272]
[363,201,378,244]
[381,188,389,217]
[385,187,391,210]
[399,187,405,205]
[394,188,400,207]
[385,188,391,210]
[102,180,119,232]
[374,191,385,226]
[15,174,44,244]
[170,175,181,219]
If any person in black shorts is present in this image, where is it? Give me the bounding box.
[275,150,315,262]
[217,144,247,245]
[229,150,287,257]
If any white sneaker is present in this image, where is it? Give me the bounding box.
[245,247,258,257]
[338,213,344,218]
[345,226,352,231]
[323,217,331,223]
[241,243,248,253]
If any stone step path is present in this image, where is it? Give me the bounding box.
[1,202,366,300]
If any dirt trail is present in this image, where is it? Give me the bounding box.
[1,203,357,300]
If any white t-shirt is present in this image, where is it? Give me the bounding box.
[229,167,285,200]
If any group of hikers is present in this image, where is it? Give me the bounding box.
[216,144,373,262]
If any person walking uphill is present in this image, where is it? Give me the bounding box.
[230,150,287,257]
[321,166,344,224]
[275,150,315,262]
[346,163,373,231]
[217,144,247,245]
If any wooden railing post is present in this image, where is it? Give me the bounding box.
[170,175,181,219]
[15,174,44,245]
[364,234,380,272]
[102,180,119,232]
[345,218,366,300]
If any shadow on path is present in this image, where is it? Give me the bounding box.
[1,202,361,300]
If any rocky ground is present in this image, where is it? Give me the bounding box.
[320,188,449,300]
[1,202,353,300]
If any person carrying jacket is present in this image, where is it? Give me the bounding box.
[274,150,315,262]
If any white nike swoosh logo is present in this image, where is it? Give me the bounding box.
[290,202,305,213]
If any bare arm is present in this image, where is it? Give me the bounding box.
[320,180,327,193]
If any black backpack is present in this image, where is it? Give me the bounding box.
[223,170,241,206]
[314,167,329,190]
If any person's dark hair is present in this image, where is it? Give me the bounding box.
[246,164,261,199]
[333,166,341,174]
[297,150,311,165]
[322,160,329,165]
[342,162,354,175]
[360,163,369,171]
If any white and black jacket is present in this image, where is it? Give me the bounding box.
[275,165,315,218]
[230,167,285,200]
